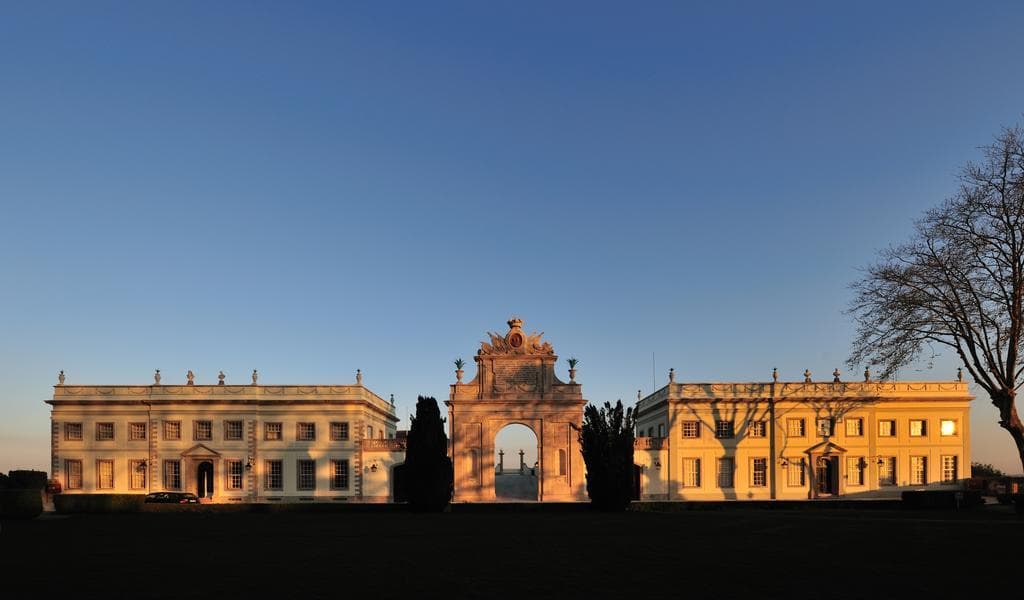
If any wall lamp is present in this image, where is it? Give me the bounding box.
[369,463,378,473]
[245,456,254,471]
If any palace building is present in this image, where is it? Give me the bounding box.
[46,370,403,502]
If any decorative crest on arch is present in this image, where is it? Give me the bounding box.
[478,317,554,356]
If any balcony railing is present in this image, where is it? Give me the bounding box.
[362,438,406,451]
[634,437,665,450]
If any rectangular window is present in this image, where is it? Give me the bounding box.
[910,420,927,437]
[96,422,114,441]
[749,421,766,438]
[96,459,114,489]
[129,459,147,490]
[911,456,927,485]
[647,427,654,437]
[681,421,700,439]
[558,449,567,476]
[878,420,896,437]
[129,422,147,441]
[331,459,350,490]
[878,457,896,486]
[64,422,83,441]
[65,459,83,489]
[226,460,243,490]
[942,455,958,483]
[681,458,701,487]
[297,459,316,490]
[716,458,734,488]
[367,425,374,439]
[845,418,864,437]
[194,420,212,441]
[751,458,768,487]
[163,421,181,441]
[330,422,350,441]
[940,419,957,436]
[224,420,243,441]
[297,422,316,442]
[264,422,283,441]
[815,418,833,437]
[786,418,805,437]
[786,458,805,486]
[265,460,283,490]
[715,420,734,439]
[657,423,665,438]
[164,460,181,490]
[847,457,865,486]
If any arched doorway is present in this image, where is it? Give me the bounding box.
[494,423,539,501]
[197,461,214,498]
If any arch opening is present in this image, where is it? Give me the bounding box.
[493,423,538,501]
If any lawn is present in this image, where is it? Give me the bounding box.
[1,505,1019,599]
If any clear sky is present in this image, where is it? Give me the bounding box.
[2,1,1024,474]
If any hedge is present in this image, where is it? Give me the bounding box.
[7,470,48,490]
[54,494,145,514]
[0,489,43,519]
[901,490,983,509]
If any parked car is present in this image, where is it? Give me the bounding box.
[144,492,199,504]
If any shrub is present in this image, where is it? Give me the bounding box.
[404,396,453,512]
[579,400,636,511]
[0,489,43,519]
[54,494,145,514]
[901,490,983,509]
[7,470,48,490]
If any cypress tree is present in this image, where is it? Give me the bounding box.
[579,400,636,511]
[404,395,453,512]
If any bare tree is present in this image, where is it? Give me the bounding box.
[848,125,1024,471]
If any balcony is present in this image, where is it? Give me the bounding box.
[362,438,407,451]
[634,437,665,450]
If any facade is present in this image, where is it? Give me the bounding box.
[47,373,401,502]
[634,372,973,500]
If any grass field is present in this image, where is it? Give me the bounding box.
[1,505,1019,599]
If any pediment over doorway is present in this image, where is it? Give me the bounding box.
[181,443,221,458]
[803,440,847,455]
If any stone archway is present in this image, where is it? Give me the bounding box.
[446,318,587,502]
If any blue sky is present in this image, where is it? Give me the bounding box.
[2,1,1024,473]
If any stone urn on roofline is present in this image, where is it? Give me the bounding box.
[567,357,578,383]
[454,358,465,383]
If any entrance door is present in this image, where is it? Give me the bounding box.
[197,461,214,498]
[816,456,837,495]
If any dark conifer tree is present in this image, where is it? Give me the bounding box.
[404,395,453,512]
[579,400,636,511]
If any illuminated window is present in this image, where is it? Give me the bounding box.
[786,458,805,486]
[224,420,243,441]
[682,458,701,487]
[331,459,350,490]
[717,458,734,488]
[910,420,927,437]
[95,461,113,492]
[96,422,114,441]
[330,422,350,441]
[64,422,82,441]
[226,460,243,490]
[846,457,865,486]
[65,459,83,489]
[878,457,896,486]
[264,422,283,441]
[682,421,700,438]
[816,418,833,437]
[194,420,212,441]
[878,420,895,437]
[264,460,283,490]
[940,420,957,436]
[749,421,766,438]
[941,456,958,483]
[129,422,147,441]
[296,459,315,490]
[910,456,927,485]
[715,421,734,439]
[787,419,805,437]
[163,421,181,441]
[164,460,181,490]
[297,422,316,441]
[751,458,768,487]
[845,418,863,437]
[129,459,147,490]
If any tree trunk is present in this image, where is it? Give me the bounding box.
[993,390,1024,474]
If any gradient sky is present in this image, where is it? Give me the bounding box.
[3,1,1024,474]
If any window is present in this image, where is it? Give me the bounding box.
[65,459,83,490]
[129,422,147,441]
[163,421,181,441]
[469,449,479,480]
[786,458,805,486]
[657,424,665,438]
[64,422,83,441]
[330,422,350,441]
[787,418,805,437]
[942,455,958,483]
[749,421,766,438]
[265,460,283,490]
[815,418,833,437]
[878,457,896,486]
[910,420,927,437]
[717,458,734,488]
[129,459,147,490]
[164,460,181,490]
[194,420,212,441]
[94,459,113,489]
[226,460,243,490]
[751,458,768,487]
[224,420,243,441]
[96,422,114,441]
[878,420,896,437]
[331,459,350,490]
[367,425,374,439]
[845,418,864,437]
[682,458,701,487]
[297,459,315,490]
[911,456,927,485]
[647,427,654,437]
[264,422,283,441]
[682,421,701,438]
[297,422,316,441]
[940,419,957,436]
[715,420,734,439]
[847,457,865,486]
[558,449,567,476]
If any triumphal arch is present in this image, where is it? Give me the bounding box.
[446,318,588,502]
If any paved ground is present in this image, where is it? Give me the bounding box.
[1,506,1020,599]
[494,472,538,500]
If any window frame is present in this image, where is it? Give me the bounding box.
[749,420,767,438]
[786,418,805,437]
[330,422,350,441]
[224,459,243,491]
[786,457,805,487]
[95,422,115,441]
[846,457,865,486]
[815,417,833,437]
[909,419,928,437]
[224,420,244,441]
[878,419,896,437]
[65,459,83,490]
[163,420,181,441]
[129,422,147,441]
[164,460,181,490]
[751,457,768,487]
[129,459,147,490]
[64,422,83,441]
[716,457,734,488]
[940,419,958,437]
[264,459,283,491]
[910,455,928,485]
[681,457,701,488]
[878,456,897,486]
[296,422,316,442]
[330,459,350,490]
[193,420,213,441]
[681,421,701,439]
[845,417,864,437]
[941,455,958,483]
[714,420,734,439]
[264,422,283,441]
